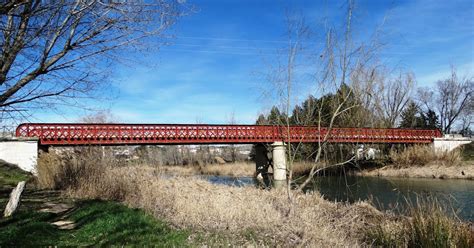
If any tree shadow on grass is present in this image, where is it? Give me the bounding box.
[0,211,60,246]
[0,199,189,246]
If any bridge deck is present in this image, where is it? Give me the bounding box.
[15,123,443,145]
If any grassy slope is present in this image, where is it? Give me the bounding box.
[461,142,474,161]
[0,162,190,246]
[0,200,189,246]
[0,161,30,187]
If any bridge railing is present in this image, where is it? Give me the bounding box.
[16,123,443,145]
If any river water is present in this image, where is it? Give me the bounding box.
[204,175,474,221]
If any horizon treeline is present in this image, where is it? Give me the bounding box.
[256,82,466,133]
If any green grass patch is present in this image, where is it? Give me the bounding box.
[0,200,190,246]
[0,160,30,187]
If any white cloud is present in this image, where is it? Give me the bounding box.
[416,62,473,87]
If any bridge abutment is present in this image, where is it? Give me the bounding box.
[433,135,472,152]
[0,137,38,174]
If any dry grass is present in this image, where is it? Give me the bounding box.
[290,161,332,177]
[366,197,473,247]
[357,162,474,180]
[66,165,384,246]
[390,145,462,168]
[361,145,472,179]
[197,162,255,177]
[37,149,136,200]
[37,150,472,246]
[161,162,256,177]
[38,151,382,246]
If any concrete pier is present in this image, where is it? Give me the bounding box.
[0,137,38,174]
[272,141,287,184]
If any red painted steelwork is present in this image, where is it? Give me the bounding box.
[15,123,442,145]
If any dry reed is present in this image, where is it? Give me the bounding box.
[159,162,255,177]
[196,162,255,177]
[390,145,462,168]
[66,165,384,246]
[357,163,474,179]
[366,197,473,247]
[37,150,472,246]
[37,149,381,246]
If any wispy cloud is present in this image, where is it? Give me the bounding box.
[32,0,473,124]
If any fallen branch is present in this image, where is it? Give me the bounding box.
[4,181,26,217]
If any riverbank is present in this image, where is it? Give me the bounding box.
[161,162,255,177]
[3,158,472,246]
[0,163,191,246]
[64,165,472,247]
[65,166,386,246]
[160,161,315,178]
[350,144,473,180]
[355,161,474,180]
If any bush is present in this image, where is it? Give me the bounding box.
[366,197,473,247]
[36,148,135,201]
[390,145,461,168]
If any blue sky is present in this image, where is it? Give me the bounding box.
[37,0,473,124]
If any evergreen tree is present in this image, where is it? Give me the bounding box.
[421,109,440,129]
[290,105,304,124]
[267,106,284,125]
[399,102,423,128]
[256,114,266,125]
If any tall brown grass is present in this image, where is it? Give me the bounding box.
[37,148,135,201]
[161,162,256,177]
[36,151,381,246]
[366,197,473,247]
[66,166,384,246]
[390,145,462,168]
[37,149,472,246]
[197,162,255,177]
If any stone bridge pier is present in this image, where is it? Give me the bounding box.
[255,141,287,187]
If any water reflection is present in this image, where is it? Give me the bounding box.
[204,175,256,187]
[307,176,474,221]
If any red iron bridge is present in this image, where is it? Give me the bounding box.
[15,123,443,146]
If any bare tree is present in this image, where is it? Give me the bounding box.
[227,111,237,163]
[79,110,118,123]
[459,99,473,135]
[297,0,365,190]
[0,1,189,121]
[262,1,386,196]
[418,68,473,133]
[260,9,311,198]
[376,71,415,127]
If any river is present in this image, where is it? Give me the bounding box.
[204,175,474,221]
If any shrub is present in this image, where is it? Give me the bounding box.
[390,145,461,168]
[36,147,135,201]
[366,197,473,247]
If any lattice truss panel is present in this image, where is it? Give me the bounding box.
[16,123,443,145]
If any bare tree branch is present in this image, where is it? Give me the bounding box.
[0,0,191,121]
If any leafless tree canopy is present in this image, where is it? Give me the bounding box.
[79,109,118,123]
[0,0,188,121]
[378,71,415,127]
[418,68,473,133]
